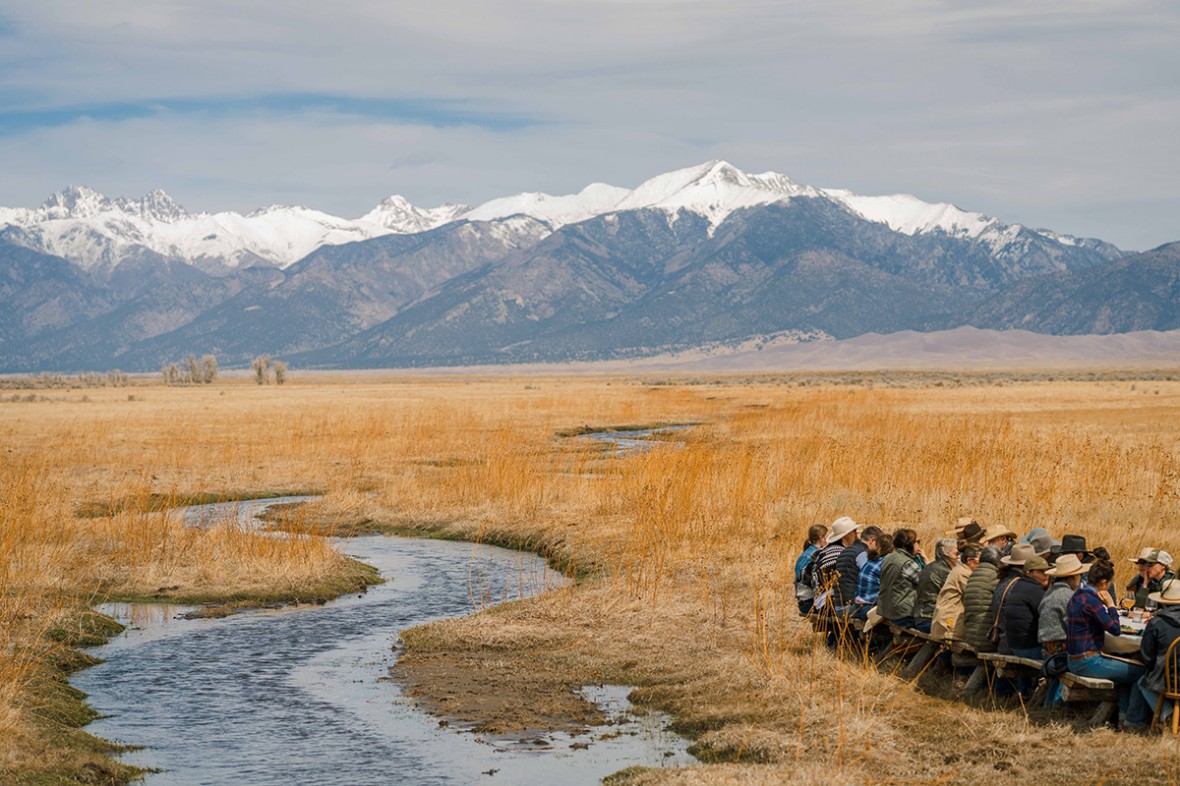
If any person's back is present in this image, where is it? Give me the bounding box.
[1038,579,1073,646]
[832,539,869,609]
[878,530,923,625]
[963,558,1001,651]
[1001,573,1046,655]
[1140,586,1180,697]
[914,540,957,622]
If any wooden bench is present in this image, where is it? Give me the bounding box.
[885,624,948,677]
[1059,672,1118,727]
[977,652,1046,704]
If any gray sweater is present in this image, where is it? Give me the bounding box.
[1038,579,1073,645]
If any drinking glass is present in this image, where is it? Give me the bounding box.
[1146,598,1159,616]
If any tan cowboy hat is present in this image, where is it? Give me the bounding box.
[983,525,1017,543]
[825,516,859,544]
[1148,579,1180,606]
[1047,553,1091,578]
[1001,542,1037,566]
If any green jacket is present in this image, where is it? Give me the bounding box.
[1130,570,1176,607]
[914,558,954,621]
[878,549,923,621]
[963,562,1001,651]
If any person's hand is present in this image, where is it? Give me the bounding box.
[914,546,928,561]
[1097,589,1116,608]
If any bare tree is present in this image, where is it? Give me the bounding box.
[272,361,288,385]
[161,363,180,385]
[251,354,272,385]
[200,354,218,384]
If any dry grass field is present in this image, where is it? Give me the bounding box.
[2,371,1180,784]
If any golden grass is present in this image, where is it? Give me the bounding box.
[2,373,1180,783]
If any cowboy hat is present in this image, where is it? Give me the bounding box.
[946,519,985,543]
[1028,531,1060,557]
[1051,534,1090,556]
[1129,547,1174,567]
[1023,556,1050,572]
[982,525,1017,543]
[1001,542,1037,566]
[1148,579,1180,606]
[826,516,859,544]
[1046,553,1091,578]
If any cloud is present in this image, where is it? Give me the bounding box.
[0,0,1176,249]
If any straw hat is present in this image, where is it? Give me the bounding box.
[826,516,859,544]
[1148,579,1180,606]
[1001,542,1037,566]
[1046,554,1091,578]
[983,525,1017,543]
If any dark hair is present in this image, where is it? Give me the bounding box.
[960,542,983,562]
[861,525,883,543]
[804,524,828,550]
[870,532,896,560]
[979,545,1003,567]
[1091,546,1111,562]
[893,528,918,554]
[1088,558,1115,586]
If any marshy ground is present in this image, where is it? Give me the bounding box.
[3,371,1180,784]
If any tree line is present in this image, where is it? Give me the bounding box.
[160,354,289,385]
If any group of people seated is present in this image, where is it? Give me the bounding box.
[794,517,1180,731]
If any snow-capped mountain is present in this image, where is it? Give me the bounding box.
[0,186,465,274]
[0,161,1119,277]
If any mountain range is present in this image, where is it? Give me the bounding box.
[0,161,1174,373]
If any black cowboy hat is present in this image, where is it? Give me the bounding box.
[1050,534,1092,558]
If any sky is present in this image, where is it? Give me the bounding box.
[0,0,1176,250]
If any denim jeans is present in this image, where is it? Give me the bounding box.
[1070,654,1150,723]
[911,618,932,634]
[1009,646,1043,695]
[1138,682,1173,724]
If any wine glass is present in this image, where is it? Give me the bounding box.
[1146,597,1159,617]
[1121,591,1136,613]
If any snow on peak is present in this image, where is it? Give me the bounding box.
[613,160,819,229]
[463,182,630,228]
[40,185,113,219]
[823,189,997,239]
[361,196,469,233]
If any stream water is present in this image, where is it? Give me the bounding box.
[73,499,694,785]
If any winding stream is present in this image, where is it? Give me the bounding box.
[73,498,694,785]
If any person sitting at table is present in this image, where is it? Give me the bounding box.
[1065,559,1151,728]
[852,532,894,622]
[1001,554,1050,660]
[1039,554,1090,705]
[931,542,982,640]
[982,525,1017,554]
[947,518,985,544]
[914,538,959,631]
[1126,548,1175,608]
[964,546,1004,651]
[794,523,829,615]
[832,525,882,616]
[985,542,1036,651]
[878,528,927,630]
[1137,578,1180,727]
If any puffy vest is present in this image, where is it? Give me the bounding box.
[832,540,869,608]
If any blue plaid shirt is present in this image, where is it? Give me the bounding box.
[1065,585,1121,656]
[855,556,885,605]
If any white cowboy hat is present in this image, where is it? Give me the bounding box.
[1148,579,1180,606]
[1046,553,1091,578]
[825,516,859,544]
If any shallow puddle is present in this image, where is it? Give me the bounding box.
[74,529,694,785]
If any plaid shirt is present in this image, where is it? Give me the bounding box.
[1065,585,1121,656]
[855,556,884,605]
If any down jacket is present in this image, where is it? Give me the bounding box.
[1141,604,1180,695]
[915,558,954,621]
[999,575,1045,653]
[963,562,1001,651]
